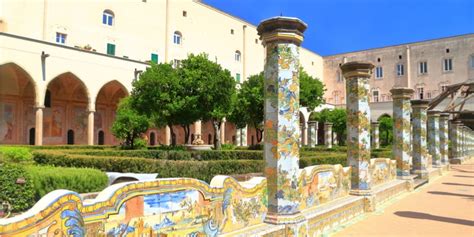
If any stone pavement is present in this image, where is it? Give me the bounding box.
[331,161,474,237]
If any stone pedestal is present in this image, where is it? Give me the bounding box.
[439,113,450,165]
[427,111,441,167]
[324,122,333,149]
[411,100,429,179]
[258,16,307,227]
[341,61,374,195]
[371,122,380,149]
[390,87,414,177]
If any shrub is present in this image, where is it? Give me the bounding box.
[221,144,236,150]
[25,166,108,200]
[248,143,263,150]
[0,163,35,212]
[32,150,263,182]
[0,146,33,163]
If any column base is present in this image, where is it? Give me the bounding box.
[350,189,375,212]
[264,212,307,225]
[411,169,429,180]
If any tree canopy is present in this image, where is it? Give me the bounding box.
[299,68,326,111]
[378,115,393,146]
[111,97,150,149]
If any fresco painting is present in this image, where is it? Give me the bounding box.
[73,106,88,143]
[43,106,64,138]
[0,103,14,142]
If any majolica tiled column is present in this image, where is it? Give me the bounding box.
[308,121,317,147]
[439,113,450,165]
[411,100,429,179]
[390,87,414,177]
[341,62,374,194]
[324,122,333,148]
[450,120,462,161]
[371,122,380,149]
[428,111,441,167]
[258,17,307,223]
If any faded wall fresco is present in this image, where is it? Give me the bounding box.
[43,106,64,143]
[73,106,88,144]
[0,102,14,142]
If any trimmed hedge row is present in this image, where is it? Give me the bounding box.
[0,162,35,212]
[33,150,264,183]
[25,165,108,201]
[65,149,263,161]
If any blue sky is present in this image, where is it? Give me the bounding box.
[203,0,474,56]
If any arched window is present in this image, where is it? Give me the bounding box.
[173,31,182,45]
[67,130,75,145]
[235,50,241,62]
[102,10,114,26]
[98,130,105,145]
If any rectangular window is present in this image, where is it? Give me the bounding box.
[236,73,241,83]
[419,61,428,74]
[173,59,181,68]
[373,91,379,102]
[417,87,424,99]
[151,53,158,63]
[396,64,404,76]
[375,66,383,79]
[441,85,448,92]
[106,43,116,55]
[443,58,453,72]
[55,32,67,44]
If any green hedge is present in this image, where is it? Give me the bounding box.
[0,162,35,212]
[33,150,264,182]
[25,165,108,200]
[63,149,263,161]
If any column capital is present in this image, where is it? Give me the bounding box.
[35,106,45,110]
[340,61,375,78]
[427,110,441,117]
[439,113,450,119]
[87,109,96,113]
[324,122,333,126]
[411,99,430,108]
[308,120,318,126]
[257,17,307,46]
[390,87,414,99]
[371,121,379,125]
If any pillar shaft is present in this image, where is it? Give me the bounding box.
[324,122,333,149]
[87,111,95,145]
[220,119,226,144]
[390,87,414,176]
[450,121,460,159]
[308,121,317,147]
[439,114,449,165]
[428,111,441,167]
[371,122,380,149]
[301,122,308,146]
[411,100,429,178]
[35,106,44,146]
[258,16,307,219]
[341,61,374,192]
[194,120,202,136]
[164,126,171,146]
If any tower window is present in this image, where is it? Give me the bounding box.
[446,48,450,53]
[151,53,158,63]
[419,61,428,74]
[235,50,241,62]
[106,43,116,55]
[231,29,234,34]
[397,64,404,76]
[183,11,187,17]
[375,66,383,79]
[443,58,453,72]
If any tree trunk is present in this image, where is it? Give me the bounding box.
[213,120,222,150]
[169,124,176,146]
[256,128,263,143]
[182,125,190,144]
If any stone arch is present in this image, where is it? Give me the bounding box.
[377,113,391,121]
[44,72,90,144]
[0,62,38,144]
[95,80,129,145]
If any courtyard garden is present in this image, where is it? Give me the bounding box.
[0,144,392,213]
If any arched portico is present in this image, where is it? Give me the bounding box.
[43,72,90,145]
[95,80,129,145]
[0,63,37,144]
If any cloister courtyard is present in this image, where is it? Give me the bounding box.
[1,0,474,236]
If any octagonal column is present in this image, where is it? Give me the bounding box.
[439,113,450,165]
[371,122,380,149]
[450,120,462,160]
[390,87,414,177]
[428,111,441,167]
[461,125,466,157]
[411,100,429,179]
[258,16,307,222]
[341,61,374,194]
[308,121,317,147]
[324,122,333,149]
